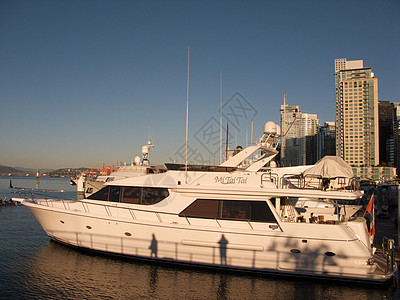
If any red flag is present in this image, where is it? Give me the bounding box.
[365,194,375,236]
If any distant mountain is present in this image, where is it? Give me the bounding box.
[12,167,55,173]
[0,165,90,177]
[0,165,56,175]
[48,167,88,173]
[47,167,89,177]
[0,165,20,174]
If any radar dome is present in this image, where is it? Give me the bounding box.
[264,121,278,135]
[275,124,281,137]
[134,156,141,165]
[142,145,149,154]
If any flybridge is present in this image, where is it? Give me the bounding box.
[166,121,282,174]
[164,163,236,172]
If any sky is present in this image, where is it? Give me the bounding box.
[0,0,399,169]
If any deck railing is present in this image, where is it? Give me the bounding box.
[260,173,361,192]
[19,191,273,232]
[382,237,396,274]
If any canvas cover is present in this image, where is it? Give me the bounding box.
[303,156,353,179]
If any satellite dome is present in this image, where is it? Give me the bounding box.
[142,145,149,154]
[264,121,277,135]
[275,124,281,137]
[134,156,141,165]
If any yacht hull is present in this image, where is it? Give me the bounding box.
[22,199,396,284]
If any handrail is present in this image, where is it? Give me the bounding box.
[382,237,396,274]
[25,196,270,232]
[280,174,301,189]
[261,172,279,187]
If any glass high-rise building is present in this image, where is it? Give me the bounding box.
[334,58,379,167]
[280,103,320,166]
[378,101,395,166]
[280,104,301,166]
[392,102,400,174]
[317,122,336,160]
[300,113,320,165]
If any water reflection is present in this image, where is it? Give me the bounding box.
[20,241,398,300]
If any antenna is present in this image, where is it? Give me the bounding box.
[225,121,229,160]
[185,46,190,183]
[235,128,237,147]
[251,119,254,146]
[281,93,287,165]
[219,72,223,164]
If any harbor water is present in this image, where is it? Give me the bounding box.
[0,176,399,299]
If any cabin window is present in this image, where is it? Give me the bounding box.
[109,186,121,202]
[141,187,169,205]
[87,186,169,205]
[179,199,220,218]
[89,186,109,201]
[121,187,140,204]
[222,200,249,219]
[179,199,276,223]
[250,201,276,222]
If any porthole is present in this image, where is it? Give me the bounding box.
[124,232,132,237]
[302,240,307,243]
[325,251,336,257]
[86,225,92,230]
[178,181,181,185]
[60,220,64,224]
[290,249,301,254]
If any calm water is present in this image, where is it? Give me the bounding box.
[0,176,399,299]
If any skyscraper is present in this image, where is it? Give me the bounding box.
[392,102,400,174]
[280,103,301,166]
[280,101,320,166]
[334,58,379,167]
[299,113,320,165]
[378,101,395,166]
[317,122,336,160]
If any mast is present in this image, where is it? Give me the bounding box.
[281,93,287,165]
[225,121,229,160]
[185,46,190,183]
[251,119,254,146]
[220,72,223,164]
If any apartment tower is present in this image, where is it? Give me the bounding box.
[334,58,379,167]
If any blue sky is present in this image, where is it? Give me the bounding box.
[1,0,399,169]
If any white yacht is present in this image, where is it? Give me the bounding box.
[16,122,397,284]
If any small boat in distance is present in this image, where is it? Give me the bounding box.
[15,122,397,284]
